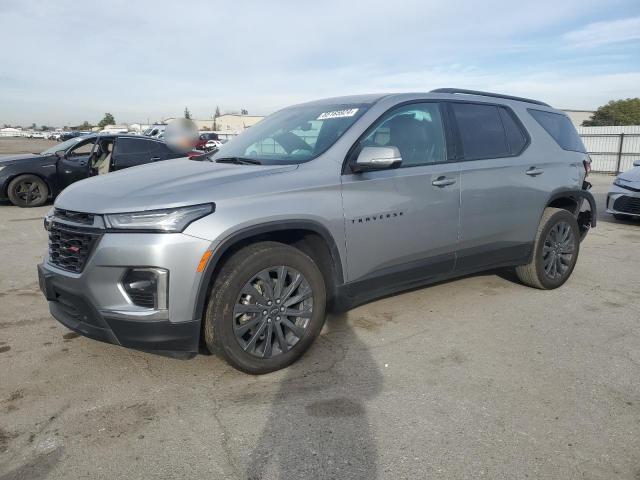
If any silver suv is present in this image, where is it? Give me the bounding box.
[38,89,596,373]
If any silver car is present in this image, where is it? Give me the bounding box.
[607,160,640,220]
[38,89,596,373]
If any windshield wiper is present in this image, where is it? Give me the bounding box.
[214,157,262,165]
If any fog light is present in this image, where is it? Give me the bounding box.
[121,268,168,309]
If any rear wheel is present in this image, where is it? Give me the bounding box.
[204,241,326,374]
[516,208,580,290]
[7,174,49,207]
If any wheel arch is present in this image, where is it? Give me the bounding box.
[193,220,345,322]
[544,188,597,240]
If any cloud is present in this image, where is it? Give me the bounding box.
[0,0,638,124]
[562,16,640,48]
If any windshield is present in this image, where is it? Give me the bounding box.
[41,136,87,155]
[209,103,369,165]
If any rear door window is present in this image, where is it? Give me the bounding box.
[528,109,586,153]
[113,138,152,168]
[451,103,509,160]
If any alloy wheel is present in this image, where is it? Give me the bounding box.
[233,266,313,358]
[542,221,575,279]
[15,180,43,206]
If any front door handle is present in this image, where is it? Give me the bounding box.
[432,176,456,187]
[150,156,161,161]
[79,160,87,166]
[526,167,544,176]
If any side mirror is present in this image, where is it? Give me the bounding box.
[634,160,640,167]
[353,146,402,172]
[55,150,66,158]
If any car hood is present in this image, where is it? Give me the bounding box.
[0,153,52,166]
[618,166,640,184]
[55,158,298,213]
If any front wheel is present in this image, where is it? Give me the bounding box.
[204,241,327,374]
[7,174,49,207]
[515,208,580,290]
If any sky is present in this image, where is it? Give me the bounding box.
[0,0,639,126]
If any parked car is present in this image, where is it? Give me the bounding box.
[38,89,596,374]
[59,131,84,141]
[205,139,223,151]
[1,134,193,207]
[143,124,167,138]
[195,132,220,151]
[607,159,640,220]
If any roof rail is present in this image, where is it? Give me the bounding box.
[430,88,551,107]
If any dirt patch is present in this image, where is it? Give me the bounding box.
[62,332,80,341]
[0,346,11,354]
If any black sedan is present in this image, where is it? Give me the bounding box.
[1,135,191,207]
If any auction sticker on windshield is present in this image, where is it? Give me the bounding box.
[317,108,359,120]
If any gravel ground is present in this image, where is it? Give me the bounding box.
[0,174,638,480]
[0,138,58,155]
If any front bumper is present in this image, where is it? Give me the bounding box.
[606,186,640,218]
[38,230,214,354]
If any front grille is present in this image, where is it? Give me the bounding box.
[54,208,95,225]
[613,196,640,215]
[48,224,101,273]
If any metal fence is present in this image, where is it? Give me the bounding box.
[578,126,640,174]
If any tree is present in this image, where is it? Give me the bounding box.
[582,98,640,126]
[213,105,221,130]
[184,107,191,119]
[241,108,248,115]
[31,122,36,129]
[98,113,115,128]
[40,125,50,131]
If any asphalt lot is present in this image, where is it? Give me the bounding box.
[0,138,57,155]
[0,174,639,479]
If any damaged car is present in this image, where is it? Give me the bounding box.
[38,89,596,373]
[1,135,190,207]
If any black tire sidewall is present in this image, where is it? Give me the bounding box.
[535,210,580,289]
[8,174,48,207]
[208,243,326,374]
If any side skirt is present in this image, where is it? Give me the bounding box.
[331,243,533,312]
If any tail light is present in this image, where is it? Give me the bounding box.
[583,156,592,178]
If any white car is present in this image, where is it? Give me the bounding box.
[205,139,222,151]
[607,160,640,220]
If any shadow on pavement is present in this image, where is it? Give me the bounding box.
[246,313,383,480]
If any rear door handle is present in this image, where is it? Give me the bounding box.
[150,156,161,161]
[526,167,544,176]
[432,176,456,187]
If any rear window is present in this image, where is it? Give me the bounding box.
[528,109,586,153]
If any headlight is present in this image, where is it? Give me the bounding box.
[613,178,630,189]
[104,203,214,232]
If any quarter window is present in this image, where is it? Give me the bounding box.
[499,107,527,155]
[360,103,446,167]
[528,109,586,153]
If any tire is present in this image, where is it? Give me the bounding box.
[7,174,49,207]
[204,241,327,374]
[515,208,580,290]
